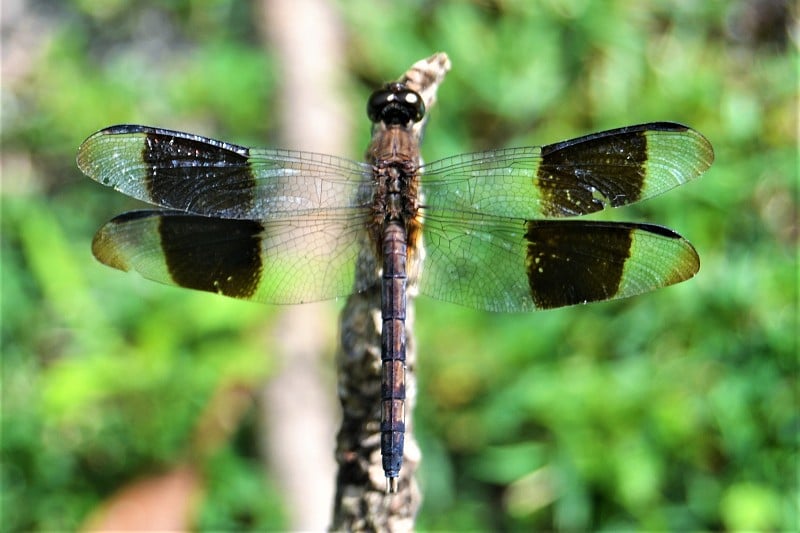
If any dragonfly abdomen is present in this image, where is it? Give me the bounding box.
[380,220,408,491]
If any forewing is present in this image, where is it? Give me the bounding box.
[77,125,370,219]
[421,122,713,219]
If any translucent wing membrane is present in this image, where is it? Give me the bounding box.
[419,213,700,312]
[77,125,370,219]
[421,123,713,219]
[92,209,367,304]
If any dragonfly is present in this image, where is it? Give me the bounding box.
[77,79,713,493]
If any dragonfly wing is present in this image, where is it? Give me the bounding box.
[77,125,370,219]
[418,213,700,312]
[422,122,713,219]
[92,209,367,304]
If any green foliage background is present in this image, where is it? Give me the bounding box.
[2,1,796,530]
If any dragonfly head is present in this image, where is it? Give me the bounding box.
[367,82,425,126]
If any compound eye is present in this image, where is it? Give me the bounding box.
[366,83,425,125]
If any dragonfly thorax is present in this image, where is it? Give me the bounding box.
[384,165,410,220]
[370,160,419,224]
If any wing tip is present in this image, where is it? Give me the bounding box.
[647,122,715,169]
[92,228,130,272]
[76,124,149,176]
[634,222,701,277]
[91,211,158,272]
